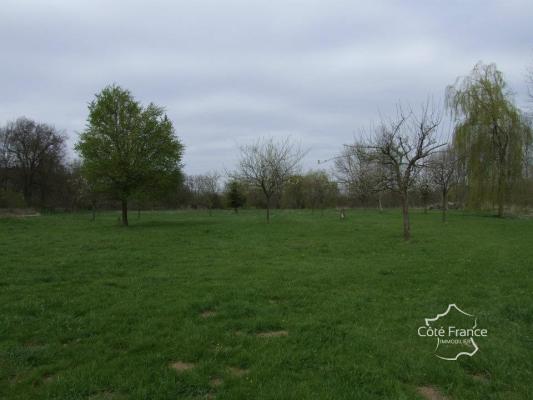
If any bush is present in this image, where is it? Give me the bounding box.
[0,189,26,209]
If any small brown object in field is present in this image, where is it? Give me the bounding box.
[200,310,217,318]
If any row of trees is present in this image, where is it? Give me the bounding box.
[0,99,337,223]
[333,62,533,239]
[1,62,532,237]
[181,169,338,215]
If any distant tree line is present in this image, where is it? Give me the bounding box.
[1,62,533,232]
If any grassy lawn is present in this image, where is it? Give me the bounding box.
[0,209,532,399]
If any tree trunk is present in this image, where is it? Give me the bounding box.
[23,175,33,207]
[121,199,129,226]
[497,169,505,217]
[378,193,383,213]
[442,189,448,223]
[91,201,96,221]
[40,184,47,208]
[266,203,270,223]
[401,193,410,240]
[234,207,238,214]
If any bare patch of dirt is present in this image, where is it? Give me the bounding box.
[200,310,217,318]
[87,390,122,400]
[416,386,449,400]
[228,367,249,377]
[210,377,223,387]
[471,372,490,384]
[43,373,55,383]
[169,361,195,372]
[9,373,23,385]
[256,330,288,338]
[24,340,45,349]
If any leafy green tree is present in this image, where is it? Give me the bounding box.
[446,62,526,216]
[300,171,337,212]
[282,175,306,209]
[76,85,184,226]
[225,179,246,213]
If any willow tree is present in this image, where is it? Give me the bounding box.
[76,85,184,226]
[446,62,525,217]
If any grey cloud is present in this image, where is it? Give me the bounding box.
[1,0,532,174]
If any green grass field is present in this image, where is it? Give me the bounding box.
[1,209,532,399]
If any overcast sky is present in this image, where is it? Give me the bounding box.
[1,0,532,174]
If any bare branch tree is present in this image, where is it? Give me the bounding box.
[0,127,14,191]
[368,103,445,240]
[415,168,433,214]
[2,118,65,206]
[334,141,387,211]
[428,146,458,222]
[186,171,221,214]
[233,137,306,222]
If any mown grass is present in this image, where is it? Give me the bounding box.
[0,209,532,399]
